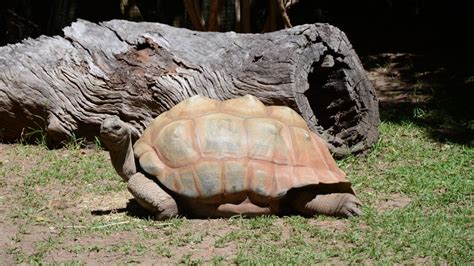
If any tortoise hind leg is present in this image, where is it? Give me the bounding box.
[127,173,179,220]
[292,192,362,218]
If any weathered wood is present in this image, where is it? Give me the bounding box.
[0,19,379,157]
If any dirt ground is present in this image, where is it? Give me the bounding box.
[0,52,462,264]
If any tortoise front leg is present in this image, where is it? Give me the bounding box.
[127,173,179,220]
[293,193,362,218]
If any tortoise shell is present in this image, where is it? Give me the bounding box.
[133,95,349,201]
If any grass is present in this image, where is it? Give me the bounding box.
[0,120,472,264]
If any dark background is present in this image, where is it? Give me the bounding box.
[0,0,471,53]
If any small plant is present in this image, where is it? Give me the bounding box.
[63,133,85,150]
[93,136,102,149]
[180,253,202,265]
[413,107,426,119]
[211,255,225,265]
[155,246,172,258]
[20,115,48,146]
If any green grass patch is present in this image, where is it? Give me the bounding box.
[0,120,472,264]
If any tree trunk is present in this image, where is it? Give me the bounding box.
[0,19,379,157]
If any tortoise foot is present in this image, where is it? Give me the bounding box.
[295,193,362,218]
[127,173,179,220]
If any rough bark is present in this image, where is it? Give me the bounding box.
[0,19,379,157]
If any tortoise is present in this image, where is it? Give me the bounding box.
[100,95,362,219]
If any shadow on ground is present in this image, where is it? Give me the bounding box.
[362,50,473,146]
[91,199,154,219]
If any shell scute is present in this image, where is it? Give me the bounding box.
[273,165,294,197]
[291,127,319,167]
[267,106,308,130]
[246,118,293,164]
[195,161,223,198]
[158,170,179,193]
[311,133,346,179]
[134,112,172,158]
[248,161,274,197]
[155,120,200,167]
[221,94,267,118]
[167,95,220,119]
[178,167,199,198]
[195,113,246,159]
[293,167,319,188]
[223,160,248,194]
[139,151,166,178]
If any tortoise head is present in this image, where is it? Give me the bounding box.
[100,116,136,182]
[100,116,132,150]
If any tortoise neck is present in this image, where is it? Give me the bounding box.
[108,132,137,182]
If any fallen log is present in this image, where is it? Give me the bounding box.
[0,19,379,157]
